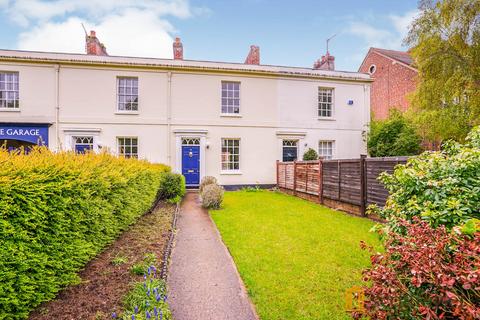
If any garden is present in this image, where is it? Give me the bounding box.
[209,126,480,320]
[210,190,380,320]
[0,148,185,320]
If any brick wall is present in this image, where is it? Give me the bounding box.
[359,51,417,120]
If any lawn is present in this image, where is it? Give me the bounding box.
[210,190,381,320]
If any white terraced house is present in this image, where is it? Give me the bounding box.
[0,32,371,188]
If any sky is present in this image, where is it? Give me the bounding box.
[0,0,420,72]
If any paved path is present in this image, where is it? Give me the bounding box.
[167,192,258,320]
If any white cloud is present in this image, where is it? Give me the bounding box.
[4,0,207,58]
[346,9,419,50]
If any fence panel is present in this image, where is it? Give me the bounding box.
[277,156,410,216]
[365,157,408,206]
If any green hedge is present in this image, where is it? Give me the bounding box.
[0,148,170,319]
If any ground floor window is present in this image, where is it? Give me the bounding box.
[118,137,138,158]
[282,140,298,162]
[318,141,334,160]
[221,138,240,170]
[74,136,94,153]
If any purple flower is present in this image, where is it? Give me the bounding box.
[143,282,147,290]
[146,311,151,319]
[134,305,139,314]
[112,312,117,319]
[155,294,161,302]
[131,315,135,320]
[144,274,147,280]
[147,289,150,296]
[163,295,167,302]
[154,306,158,316]
[159,310,163,320]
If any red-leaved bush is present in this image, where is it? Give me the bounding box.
[355,218,479,320]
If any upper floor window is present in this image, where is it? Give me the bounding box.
[221,138,240,171]
[0,72,19,109]
[282,140,298,162]
[221,81,240,114]
[318,87,333,118]
[118,137,138,158]
[117,77,138,112]
[318,140,334,160]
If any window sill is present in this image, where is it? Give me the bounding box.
[318,117,336,121]
[220,113,242,118]
[0,108,20,112]
[220,170,242,175]
[115,111,139,115]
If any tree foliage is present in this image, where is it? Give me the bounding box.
[373,126,480,231]
[406,0,480,142]
[367,110,422,157]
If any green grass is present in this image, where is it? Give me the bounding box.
[210,190,381,320]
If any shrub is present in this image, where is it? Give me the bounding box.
[157,172,185,202]
[367,110,422,157]
[0,147,169,319]
[302,148,318,161]
[201,184,224,209]
[199,176,218,194]
[356,218,480,320]
[376,126,480,231]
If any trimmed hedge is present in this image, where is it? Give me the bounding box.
[0,148,170,319]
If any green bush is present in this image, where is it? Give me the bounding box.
[302,148,318,161]
[376,126,480,231]
[157,172,185,202]
[0,147,169,319]
[199,176,218,194]
[368,110,422,157]
[201,184,224,209]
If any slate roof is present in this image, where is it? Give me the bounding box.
[373,48,414,67]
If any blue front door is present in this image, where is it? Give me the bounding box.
[182,145,200,185]
[75,144,92,153]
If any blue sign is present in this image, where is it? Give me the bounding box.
[0,124,49,146]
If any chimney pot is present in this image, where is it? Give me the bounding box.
[86,30,108,56]
[313,51,335,70]
[245,45,260,65]
[173,37,183,60]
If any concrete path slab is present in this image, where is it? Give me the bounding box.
[167,192,258,320]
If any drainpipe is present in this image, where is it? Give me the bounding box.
[54,64,60,151]
[167,71,172,165]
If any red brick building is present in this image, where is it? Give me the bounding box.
[359,48,417,120]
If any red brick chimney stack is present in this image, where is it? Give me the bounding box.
[313,51,335,70]
[86,30,108,56]
[245,45,260,65]
[173,37,183,60]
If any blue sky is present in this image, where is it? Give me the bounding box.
[0,0,419,71]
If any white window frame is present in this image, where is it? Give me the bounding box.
[221,81,241,116]
[318,140,334,160]
[318,87,334,119]
[117,77,139,113]
[0,72,19,110]
[221,138,240,173]
[282,139,298,162]
[117,136,138,159]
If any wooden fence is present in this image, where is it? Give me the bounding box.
[277,156,409,216]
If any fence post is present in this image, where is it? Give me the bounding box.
[318,158,323,204]
[293,160,297,195]
[360,154,367,216]
[337,161,341,200]
[276,160,279,188]
[305,163,308,192]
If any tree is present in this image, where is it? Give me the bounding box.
[367,110,422,157]
[406,0,480,142]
